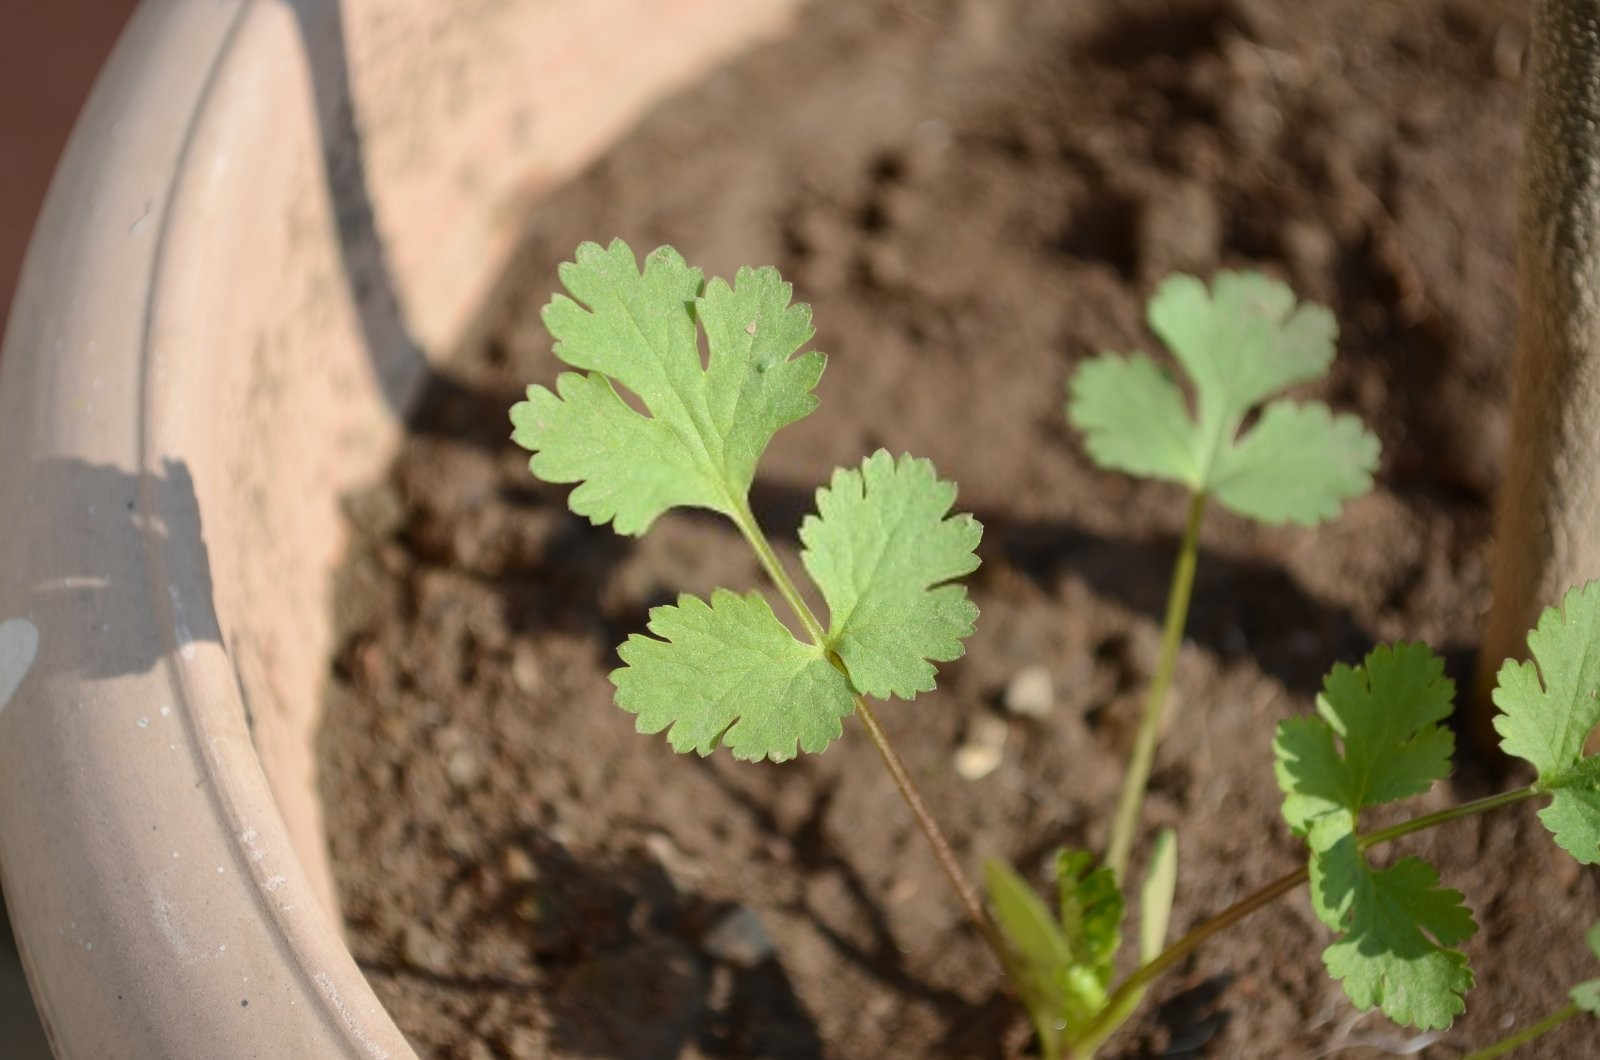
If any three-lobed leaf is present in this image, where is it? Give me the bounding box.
[1313,836,1475,1030]
[800,451,981,699]
[1275,643,1456,839]
[1492,580,1600,864]
[1274,643,1474,1028]
[511,239,824,534]
[1067,271,1379,526]
[612,589,853,762]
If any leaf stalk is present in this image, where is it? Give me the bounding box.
[1105,491,1208,882]
[1460,1001,1583,1059]
[728,495,1009,966]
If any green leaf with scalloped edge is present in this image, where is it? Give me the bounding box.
[1314,835,1475,1030]
[1274,643,1456,839]
[511,238,824,535]
[800,450,981,700]
[1067,271,1379,526]
[611,589,854,762]
[1492,580,1600,864]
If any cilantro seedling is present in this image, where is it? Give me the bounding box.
[1062,271,1381,885]
[511,239,997,945]
[512,241,979,761]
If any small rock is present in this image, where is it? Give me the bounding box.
[503,846,536,883]
[1492,23,1524,81]
[642,831,703,889]
[1003,664,1054,718]
[953,714,1008,781]
[1281,218,1335,279]
[511,643,542,694]
[701,905,775,968]
[446,746,482,789]
[402,923,451,971]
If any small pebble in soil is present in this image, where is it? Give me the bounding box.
[510,643,542,694]
[953,714,1009,780]
[445,746,482,789]
[1003,663,1054,718]
[502,846,536,883]
[700,905,774,968]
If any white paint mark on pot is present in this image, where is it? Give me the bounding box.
[314,971,392,1059]
[160,705,171,717]
[169,585,197,660]
[137,716,149,728]
[0,617,40,714]
[150,890,191,960]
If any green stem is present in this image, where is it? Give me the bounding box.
[1105,491,1207,882]
[727,496,1008,966]
[1357,786,1540,851]
[729,498,828,646]
[854,694,1009,964]
[1461,1002,1583,1060]
[1074,783,1543,1053]
[1077,864,1308,1051]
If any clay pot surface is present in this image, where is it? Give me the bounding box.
[0,1,793,1055]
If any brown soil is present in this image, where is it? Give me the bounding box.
[316,1,1598,1056]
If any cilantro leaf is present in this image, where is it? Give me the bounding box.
[1274,643,1456,837]
[1069,354,1194,483]
[800,450,981,699]
[1573,922,1600,1015]
[1067,271,1379,526]
[1314,836,1476,1030]
[1209,402,1381,526]
[511,239,824,534]
[611,589,853,762]
[1492,581,1600,864]
[1275,644,1474,1028]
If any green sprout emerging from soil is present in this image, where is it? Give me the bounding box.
[511,241,1600,1058]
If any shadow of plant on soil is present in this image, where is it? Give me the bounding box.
[350,827,825,1059]
[392,373,1395,700]
[688,761,1017,1059]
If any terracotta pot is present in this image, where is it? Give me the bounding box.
[0,1,793,1055]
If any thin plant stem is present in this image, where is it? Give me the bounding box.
[1106,491,1207,882]
[1357,786,1539,851]
[1461,1002,1583,1060]
[727,496,1008,965]
[855,694,1009,962]
[729,498,828,646]
[1076,864,1308,1049]
[1074,783,1544,1052]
